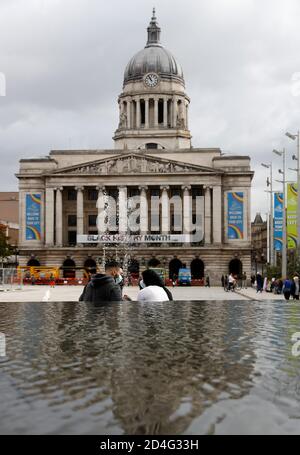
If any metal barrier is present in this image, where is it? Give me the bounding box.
[0,268,23,292]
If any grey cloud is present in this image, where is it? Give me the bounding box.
[1,0,300,219]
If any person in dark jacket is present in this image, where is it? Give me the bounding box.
[221,275,225,289]
[79,260,122,302]
[256,273,263,293]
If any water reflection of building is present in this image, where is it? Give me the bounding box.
[0,301,257,435]
[17,10,253,284]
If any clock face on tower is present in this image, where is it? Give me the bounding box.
[144,73,159,88]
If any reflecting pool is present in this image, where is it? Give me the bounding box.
[0,301,300,435]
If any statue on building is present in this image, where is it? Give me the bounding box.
[176,114,185,129]
[119,112,127,129]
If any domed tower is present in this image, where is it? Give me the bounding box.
[113,9,192,150]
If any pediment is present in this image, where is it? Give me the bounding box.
[50,153,222,176]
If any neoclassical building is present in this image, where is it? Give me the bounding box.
[17,10,253,283]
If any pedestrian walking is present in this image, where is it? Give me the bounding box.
[242,272,247,289]
[224,275,229,291]
[49,273,55,288]
[283,277,292,301]
[172,273,177,287]
[291,275,300,300]
[228,273,235,291]
[256,273,263,293]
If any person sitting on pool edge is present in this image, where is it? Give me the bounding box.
[135,269,173,302]
[79,260,123,302]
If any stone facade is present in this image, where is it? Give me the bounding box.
[16,10,254,284]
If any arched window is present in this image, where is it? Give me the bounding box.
[148,257,161,267]
[169,257,183,279]
[27,258,40,267]
[190,258,204,279]
[229,259,243,278]
[62,258,76,279]
[84,258,97,276]
[146,143,158,149]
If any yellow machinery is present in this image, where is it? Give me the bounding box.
[18,266,60,280]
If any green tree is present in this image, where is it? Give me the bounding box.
[0,224,14,268]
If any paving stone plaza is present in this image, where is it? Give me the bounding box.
[0,285,284,302]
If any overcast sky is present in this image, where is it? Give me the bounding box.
[1,0,300,218]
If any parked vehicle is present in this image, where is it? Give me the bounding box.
[178,268,192,286]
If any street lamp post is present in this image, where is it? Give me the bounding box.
[273,148,287,278]
[261,253,265,276]
[261,162,274,265]
[286,131,300,263]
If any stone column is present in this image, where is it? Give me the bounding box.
[96,186,106,235]
[163,98,168,127]
[145,98,149,129]
[154,97,158,128]
[18,190,25,245]
[136,98,141,129]
[186,102,189,130]
[139,186,148,234]
[204,186,212,244]
[160,186,170,234]
[118,186,127,234]
[212,185,222,244]
[172,97,177,128]
[182,186,191,235]
[45,187,55,246]
[55,187,63,246]
[126,99,131,129]
[76,187,84,244]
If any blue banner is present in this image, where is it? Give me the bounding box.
[227,192,244,239]
[274,192,283,251]
[26,194,41,241]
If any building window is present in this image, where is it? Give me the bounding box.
[150,188,160,197]
[171,188,181,197]
[146,143,158,149]
[88,189,98,201]
[68,215,77,227]
[192,187,203,198]
[158,99,164,124]
[67,189,77,200]
[128,188,139,198]
[88,214,97,226]
[68,231,77,245]
[140,100,145,124]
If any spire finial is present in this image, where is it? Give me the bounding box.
[146,7,161,47]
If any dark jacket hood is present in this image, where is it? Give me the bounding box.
[91,273,115,288]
